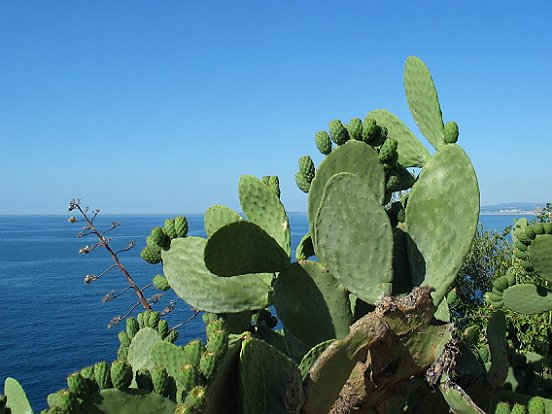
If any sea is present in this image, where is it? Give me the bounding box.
[0,212,532,410]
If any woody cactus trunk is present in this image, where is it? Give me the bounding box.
[8,56,537,414]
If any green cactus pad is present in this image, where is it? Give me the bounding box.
[403,56,445,150]
[328,119,350,145]
[79,388,176,414]
[273,261,352,347]
[4,378,32,414]
[298,339,335,380]
[174,216,189,238]
[204,221,290,276]
[502,284,552,314]
[405,144,479,304]
[365,110,430,167]
[162,237,272,313]
[314,131,332,155]
[127,327,163,373]
[150,341,190,380]
[527,234,552,283]
[295,231,314,261]
[239,337,304,414]
[308,140,385,244]
[315,172,393,304]
[438,375,486,414]
[203,204,242,238]
[238,174,291,256]
[486,311,508,388]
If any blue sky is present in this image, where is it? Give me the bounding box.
[1,1,551,214]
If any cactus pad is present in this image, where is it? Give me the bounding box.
[315,172,393,304]
[162,237,272,313]
[502,284,552,314]
[4,378,32,414]
[203,204,242,238]
[527,234,552,282]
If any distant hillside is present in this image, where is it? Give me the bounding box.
[480,202,544,215]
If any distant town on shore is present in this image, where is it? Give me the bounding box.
[480,202,545,215]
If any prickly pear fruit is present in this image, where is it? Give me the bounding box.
[47,390,78,413]
[329,119,349,145]
[178,364,199,393]
[183,386,206,412]
[510,403,527,414]
[94,361,112,389]
[126,317,139,338]
[152,368,169,396]
[514,240,528,251]
[183,340,204,368]
[206,329,228,358]
[261,176,281,198]
[110,360,132,389]
[158,319,169,339]
[315,131,332,155]
[141,244,162,264]
[444,121,459,144]
[66,372,88,396]
[118,331,131,347]
[205,318,224,337]
[495,402,511,414]
[362,117,377,144]
[298,155,315,182]
[533,223,545,234]
[117,345,129,360]
[164,219,178,240]
[493,276,511,292]
[165,329,179,343]
[528,397,545,414]
[295,172,311,193]
[371,125,388,147]
[147,227,170,249]
[79,365,94,380]
[379,137,398,164]
[135,369,153,391]
[152,274,170,291]
[346,118,363,141]
[525,226,537,240]
[199,351,217,381]
[145,311,160,329]
[514,249,528,260]
[386,175,401,193]
[174,216,189,238]
[544,222,552,234]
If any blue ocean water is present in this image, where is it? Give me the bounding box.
[0,213,529,410]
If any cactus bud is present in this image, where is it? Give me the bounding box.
[298,155,315,182]
[199,351,218,381]
[141,244,162,264]
[111,360,132,389]
[152,274,170,291]
[47,390,78,413]
[67,372,89,396]
[528,397,545,414]
[494,402,511,414]
[510,403,526,414]
[178,364,199,393]
[361,117,377,144]
[346,118,363,141]
[165,329,179,343]
[145,311,160,329]
[126,317,140,338]
[379,137,398,164]
[533,222,545,235]
[328,120,350,145]
[183,386,207,412]
[206,329,228,358]
[158,319,169,339]
[295,172,311,193]
[444,121,459,144]
[261,176,281,198]
[163,218,178,240]
[152,368,169,396]
[315,131,332,155]
[118,331,131,347]
[543,222,552,234]
[183,339,204,368]
[147,227,170,249]
[174,216,189,238]
[525,226,537,240]
[94,361,112,389]
[117,345,129,361]
[514,240,528,252]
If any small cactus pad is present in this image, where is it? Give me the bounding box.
[527,234,552,282]
[4,378,32,414]
[438,375,486,414]
[298,339,335,380]
[315,172,393,304]
[295,231,315,261]
[314,131,332,155]
[308,140,385,243]
[204,221,290,276]
[366,109,430,167]
[328,119,350,145]
[127,327,163,372]
[444,121,459,144]
[403,56,445,150]
[238,174,291,255]
[162,237,272,313]
[239,338,304,414]
[203,204,242,238]
[273,261,352,347]
[405,144,479,305]
[502,284,552,314]
[79,388,176,414]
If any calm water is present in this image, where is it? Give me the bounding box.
[0,213,529,410]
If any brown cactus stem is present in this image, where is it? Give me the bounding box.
[75,203,152,311]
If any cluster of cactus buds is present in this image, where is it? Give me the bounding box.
[141,216,189,265]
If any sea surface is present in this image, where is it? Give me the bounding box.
[0,213,532,410]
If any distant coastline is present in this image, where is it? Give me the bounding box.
[480,211,536,216]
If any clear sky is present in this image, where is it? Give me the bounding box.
[1,1,551,214]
